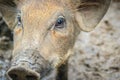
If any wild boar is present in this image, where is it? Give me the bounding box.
[0,0,111,80]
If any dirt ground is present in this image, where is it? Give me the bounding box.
[0,1,120,80]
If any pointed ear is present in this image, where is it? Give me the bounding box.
[0,0,17,30]
[69,0,111,32]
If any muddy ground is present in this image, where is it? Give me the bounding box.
[0,1,120,80]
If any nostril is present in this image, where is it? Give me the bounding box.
[9,73,18,80]
[26,75,38,80]
[8,72,38,80]
[7,67,40,80]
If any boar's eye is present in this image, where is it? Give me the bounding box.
[16,11,23,28]
[54,16,66,29]
[17,14,22,26]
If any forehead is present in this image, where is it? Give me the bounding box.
[20,0,64,22]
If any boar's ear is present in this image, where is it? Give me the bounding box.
[69,0,111,32]
[0,0,25,30]
[0,0,17,30]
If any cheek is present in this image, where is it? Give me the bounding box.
[39,30,73,65]
[50,30,74,54]
[48,30,74,67]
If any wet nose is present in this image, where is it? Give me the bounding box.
[7,66,40,80]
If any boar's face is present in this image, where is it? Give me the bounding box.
[13,0,78,67]
[3,0,111,80]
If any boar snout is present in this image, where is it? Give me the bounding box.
[7,49,52,80]
[7,66,40,80]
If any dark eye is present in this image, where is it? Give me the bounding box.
[54,16,65,29]
[17,15,22,26]
[16,11,23,27]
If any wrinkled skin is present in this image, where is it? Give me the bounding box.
[0,0,111,80]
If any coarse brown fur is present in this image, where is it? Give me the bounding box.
[0,0,111,80]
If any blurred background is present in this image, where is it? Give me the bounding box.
[0,0,120,80]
